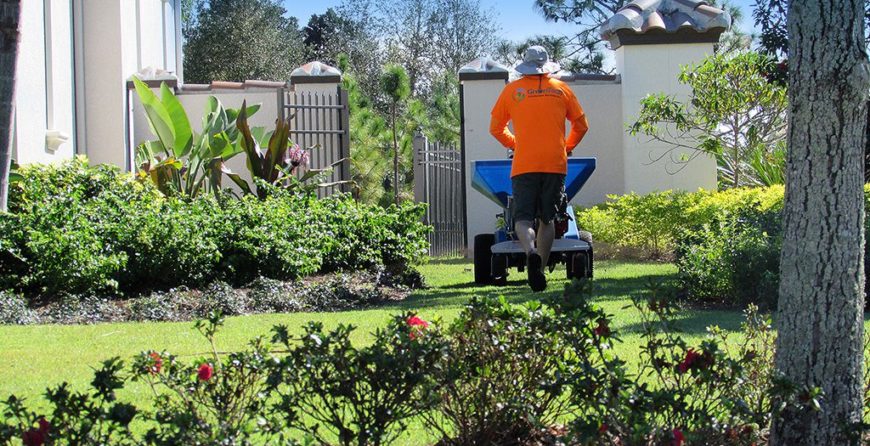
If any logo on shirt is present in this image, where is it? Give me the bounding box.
[513,88,527,103]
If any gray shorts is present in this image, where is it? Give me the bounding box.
[511,173,566,224]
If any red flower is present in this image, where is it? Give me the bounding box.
[678,349,702,374]
[671,428,685,446]
[37,418,50,434]
[197,363,214,381]
[407,315,429,328]
[148,352,163,374]
[593,319,610,337]
[22,429,45,446]
[407,315,429,340]
[598,423,608,434]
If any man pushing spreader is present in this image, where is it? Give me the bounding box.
[489,45,589,292]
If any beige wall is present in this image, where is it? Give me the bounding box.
[461,78,511,256]
[568,81,624,206]
[13,0,181,169]
[13,0,76,165]
[618,43,718,194]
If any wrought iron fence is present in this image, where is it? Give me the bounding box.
[282,87,351,197]
[413,134,466,257]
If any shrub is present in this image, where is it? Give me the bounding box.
[300,273,385,312]
[270,313,448,446]
[576,190,700,258]
[0,159,430,305]
[44,295,126,325]
[0,291,38,325]
[198,281,249,316]
[0,358,138,445]
[130,313,280,444]
[425,296,576,445]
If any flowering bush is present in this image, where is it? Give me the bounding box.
[130,312,281,444]
[0,358,138,445]
[269,312,448,446]
[424,296,577,445]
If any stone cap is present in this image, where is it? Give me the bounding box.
[459,57,510,81]
[290,61,342,84]
[600,0,731,49]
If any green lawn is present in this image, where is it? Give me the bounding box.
[0,259,745,399]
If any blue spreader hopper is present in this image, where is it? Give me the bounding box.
[470,158,597,285]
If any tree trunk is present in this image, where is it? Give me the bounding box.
[0,0,21,213]
[771,0,869,444]
[392,102,399,206]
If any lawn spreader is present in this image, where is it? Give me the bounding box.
[471,157,596,285]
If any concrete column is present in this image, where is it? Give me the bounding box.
[459,59,510,257]
[617,43,719,194]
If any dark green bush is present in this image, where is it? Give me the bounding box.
[0,159,430,304]
[425,296,576,445]
[270,313,448,446]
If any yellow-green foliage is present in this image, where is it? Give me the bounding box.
[576,186,786,258]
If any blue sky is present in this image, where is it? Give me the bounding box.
[284,0,759,42]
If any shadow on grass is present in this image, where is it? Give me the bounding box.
[425,257,468,266]
[384,263,680,313]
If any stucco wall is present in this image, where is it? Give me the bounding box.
[567,81,624,206]
[461,78,511,257]
[617,43,718,194]
[13,0,76,165]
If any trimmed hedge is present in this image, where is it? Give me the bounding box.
[0,158,430,298]
[577,185,869,308]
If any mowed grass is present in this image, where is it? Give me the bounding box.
[0,260,742,400]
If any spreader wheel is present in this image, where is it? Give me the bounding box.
[473,234,496,284]
[491,254,508,286]
[567,252,592,280]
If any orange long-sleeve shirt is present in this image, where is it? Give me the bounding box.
[489,75,589,177]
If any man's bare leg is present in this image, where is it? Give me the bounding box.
[516,219,547,291]
[515,220,537,256]
[536,220,555,268]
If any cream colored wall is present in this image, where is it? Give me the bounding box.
[461,78,510,257]
[75,0,180,170]
[13,0,76,165]
[618,43,718,194]
[566,82,624,206]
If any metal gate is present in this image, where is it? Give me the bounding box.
[282,87,351,197]
[413,134,466,257]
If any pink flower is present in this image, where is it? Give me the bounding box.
[22,419,49,446]
[593,319,610,337]
[198,363,214,381]
[22,429,45,446]
[287,144,309,168]
[407,315,429,340]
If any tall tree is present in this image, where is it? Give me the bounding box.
[430,0,499,77]
[183,0,305,83]
[754,0,870,58]
[380,0,438,96]
[302,8,349,63]
[0,0,20,212]
[380,65,411,205]
[771,0,869,444]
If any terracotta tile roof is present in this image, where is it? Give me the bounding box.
[177,80,291,93]
[600,0,731,49]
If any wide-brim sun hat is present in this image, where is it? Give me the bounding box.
[514,45,561,75]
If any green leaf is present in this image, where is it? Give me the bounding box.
[161,82,194,157]
[132,77,176,156]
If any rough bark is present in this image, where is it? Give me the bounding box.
[0,0,20,212]
[771,0,870,444]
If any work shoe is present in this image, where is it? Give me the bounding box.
[527,253,547,292]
